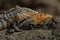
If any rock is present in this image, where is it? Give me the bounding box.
[0,29,52,40]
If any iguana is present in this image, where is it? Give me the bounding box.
[0,6,56,34]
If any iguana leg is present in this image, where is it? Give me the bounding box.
[13,25,21,32]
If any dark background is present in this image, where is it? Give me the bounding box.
[0,0,60,16]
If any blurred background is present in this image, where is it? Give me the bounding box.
[0,0,60,16]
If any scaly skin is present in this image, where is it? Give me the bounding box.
[0,6,53,32]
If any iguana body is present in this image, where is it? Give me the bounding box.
[0,6,53,32]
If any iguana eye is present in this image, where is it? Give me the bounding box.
[26,9,30,12]
[44,14,46,15]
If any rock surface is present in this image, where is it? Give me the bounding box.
[0,29,52,40]
[0,16,60,40]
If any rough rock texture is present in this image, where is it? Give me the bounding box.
[0,16,60,40]
[0,29,52,40]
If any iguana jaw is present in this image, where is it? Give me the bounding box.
[31,13,52,25]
